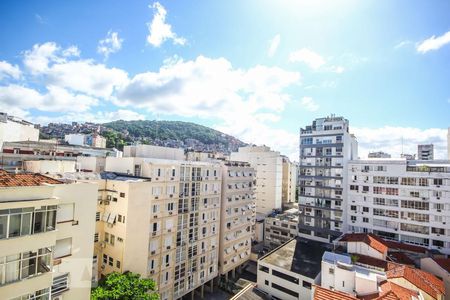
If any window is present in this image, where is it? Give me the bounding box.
[116,260,121,269]
[351,205,357,211]
[120,192,125,197]
[265,280,269,286]
[351,216,357,222]
[171,168,176,177]
[118,214,122,222]
[272,283,299,297]
[302,281,312,289]
[94,233,99,242]
[110,234,115,246]
[96,212,100,221]
[0,206,56,239]
[167,203,174,211]
[433,178,443,186]
[105,232,110,243]
[103,254,107,264]
[329,268,334,274]
[363,217,369,223]
[258,265,269,273]
[108,256,113,266]
[272,269,299,284]
[54,238,72,258]
[112,197,117,202]
[118,237,124,242]
[363,207,369,213]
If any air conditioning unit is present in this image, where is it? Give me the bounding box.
[101,264,106,269]
[155,196,159,199]
[152,232,157,236]
[169,194,173,198]
[169,212,173,215]
[150,270,155,274]
[151,250,156,255]
[154,215,158,219]
[100,242,106,248]
[156,178,159,181]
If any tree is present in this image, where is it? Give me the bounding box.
[91,272,159,300]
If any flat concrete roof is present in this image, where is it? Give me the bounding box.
[260,237,331,279]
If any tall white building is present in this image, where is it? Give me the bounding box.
[219,161,255,279]
[0,112,39,150]
[282,156,298,207]
[230,146,283,215]
[418,144,434,160]
[347,159,450,255]
[298,116,358,243]
[447,128,450,160]
[0,170,97,300]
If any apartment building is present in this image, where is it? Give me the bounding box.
[219,160,255,279]
[0,112,39,150]
[347,159,450,255]
[418,144,434,161]
[65,133,107,149]
[230,146,283,215]
[0,170,97,300]
[298,115,358,243]
[257,238,331,300]
[264,208,299,249]
[282,156,297,207]
[93,157,221,300]
[124,144,185,160]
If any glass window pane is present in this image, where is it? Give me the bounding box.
[46,210,56,231]
[21,256,37,279]
[0,215,7,239]
[9,214,21,238]
[33,212,45,233]
[38,253,51,273]
[5,261,20,283]
[21,213,32,236]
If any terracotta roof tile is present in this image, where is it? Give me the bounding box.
[387,264,445,299]
[383,240,427,254]
[313,286,357,300]
[378,281,419,300]
[0,170,62,187]
[433,258,450,273]
[340,233,388,254]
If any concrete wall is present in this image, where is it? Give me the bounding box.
[0,118,39,150]
[24,160,76,173]
[347,241,384,260]
[124,145,184,160]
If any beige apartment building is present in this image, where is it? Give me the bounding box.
[0,170,97,300]
[219,160,255,279]
[282,156,297,208]
[91,157,222,300]
[230,146,283,215]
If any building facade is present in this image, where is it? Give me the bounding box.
[218,161,255,278]
[230,146,283,215]
[0,112,39,150]
[347,159,450,255]
[298,116,358,243]
[0,170,97,300]
[282,156,297,207]
[264,208,299,249]
[92,157,221,300]
[418,144,434,161]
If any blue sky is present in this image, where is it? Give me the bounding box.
[0,0,449,160]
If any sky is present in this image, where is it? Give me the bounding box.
[0,0,449,161]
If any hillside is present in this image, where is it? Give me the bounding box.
[102,120,246,152]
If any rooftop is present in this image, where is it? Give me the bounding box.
[260,237,331,279]
[339,233,388,254]
[100,172,151,182]
[0,170,62,187]
[387,264,445,298]
[313,285,357,300]
[433,258,450,273]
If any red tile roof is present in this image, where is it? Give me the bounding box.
[388,252,415,266]
[313,286,357,300]
[434,258,450,273]
[377,281,420,300]
[0,170,62,187]
[384,240,427,254]
[353,253,389,270]
[340,233,388,254]
[387,264,445,299]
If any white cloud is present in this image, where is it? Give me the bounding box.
[300,97,319,111]
[0,61,21,80]
[417,31,450,53]
[289,48,344,74]
[117,56,300,117]
[394,40,411,49]
[0,84,98,113]
[147,2,186,47]
[268,34,280,57]
[98,31,123,59]
[289,48,325,69]
[23,42,128,98]
[62,45,80,57]
[353,126,448,159]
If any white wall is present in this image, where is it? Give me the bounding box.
[347,241,384,260]
[65,134,86,146]
[24,160,76,173]
[0,118,39,150]
[124,145,184,160]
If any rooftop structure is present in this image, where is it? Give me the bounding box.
[368,151,392,159]
[418,144,434,161]
[0,112,39,150]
